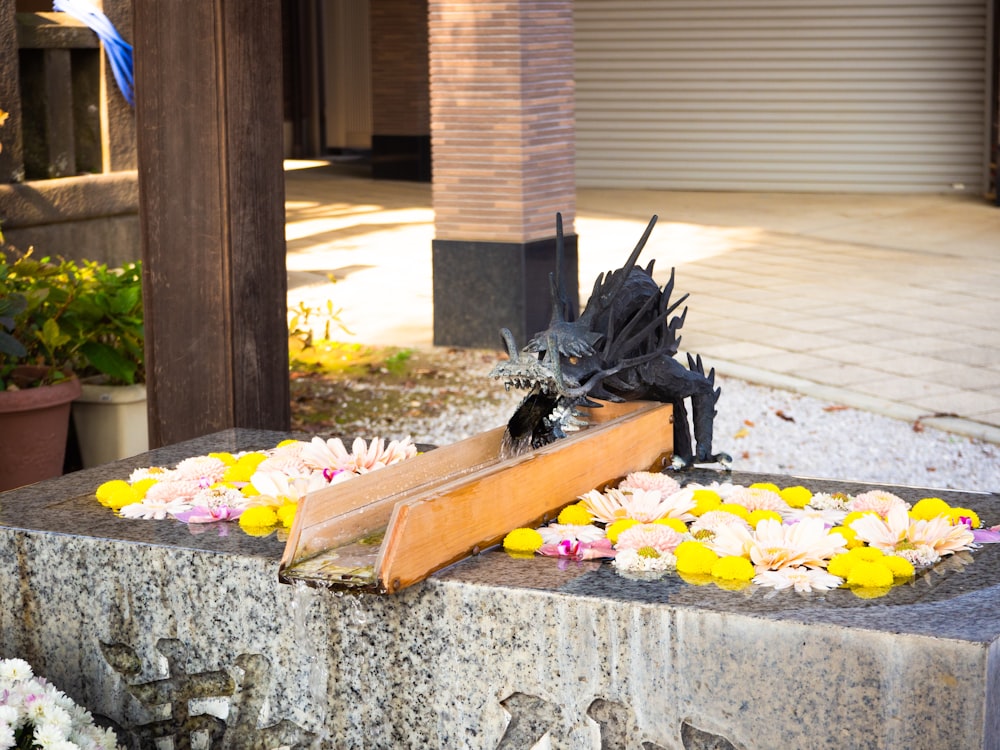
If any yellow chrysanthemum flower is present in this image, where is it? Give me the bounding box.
[208,452,237,465]
[846,560,894,588]
[653,517,688,534]
[748,509,782,527]
[95,480,135,510]
[910,497,952,522]
[826,553,854,579]
[241,484,261,497]
[607,518,640,544]
[716,503,750,522]
[276,439,300,448]
[276,502,298,528]
[690,489,722,516]
[881,555,915,579]
[558,503,594,526]
[674,541,719,575]
[750,482,781,493]
[131,478,158,501]
[779,485,812,509]
[503,528,544,554]
[711,555,755,582]
[239,505,278,529]
[848,545,884,562]
[948,507,980,529]
[829,525,861,549]
[240,525,275,538]
[224,452,268,483]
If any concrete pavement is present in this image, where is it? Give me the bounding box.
[284,159,1000,444]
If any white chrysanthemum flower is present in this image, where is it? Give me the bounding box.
[848,490,910,517]
[173,455,227,483]
[727,486,788,513]
[582,487,696,524]
[32,722,69,744]
[538,523,606,545]
[301,436,417,474]
[612,547,676,574]
[0,658,33,681]
[618,471,680,495]
[250,469,329,504]
[128,466,174,483]
[117,497,191,520]
[615,523,685,555]
[808,492,851,511]
[191,486,249,511]
[782,506,847,526]
[850,505,974,563]
[686,480,740,499]
[753,568,843,593]
[0,704,19,724]
[713,518,846,572]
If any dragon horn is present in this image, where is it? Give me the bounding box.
[499,328,521,360]
[546,213,570,325]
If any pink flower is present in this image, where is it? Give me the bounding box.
[848,490,909,517]
[726,486,787,513]
[538,538,615,560]
[618,471,680,495]
[615,523,684,555]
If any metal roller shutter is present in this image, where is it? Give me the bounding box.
[574,0,990,192]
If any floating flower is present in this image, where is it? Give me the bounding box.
[949,506,980,529]
[538,523,607,545]
[711,555,755,582]
[809,492,851,511]
[783,505,847,527]
[581,486,696,524]
[713,518,846,573]
[674,541,719,575]
[250,469,330,504]
[618,471,680,495]
[538,538,615,560]
[173,455,228,484]
[503,528,544,555]
[302,436,417,474]
[615,523,684,555]
[612,547,675,574]
[606,518,640,544]
[95,480,136,510]
[689,488,723,516]
[557,503,594,526]
[753,567,843,593]
[173,486,249,523]
[779,485,813,509]
[726,486,788,513]
[239,505,278,529]
[845,560,894,588]
[689,510,750,542]
[117,495,191,520]
[850,505,974,565]
[849,490,909,517]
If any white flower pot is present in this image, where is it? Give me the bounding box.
[71,383,149,468]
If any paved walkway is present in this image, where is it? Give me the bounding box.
[284,160,1000,444]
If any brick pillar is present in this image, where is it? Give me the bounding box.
[371,0,430,181]
[429,0,577,350]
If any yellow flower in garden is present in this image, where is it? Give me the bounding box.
[747,509,782,527]
[910,497,952,522]
[503,528,544,554]
[711,555,755,582]
[690,489,722,516]
[948,507,980,528]
[558,503,594,526]
[95,480,135,510]
[607,518,640,544]
[276,502,298,528]
[779,485,812,509]
[674,541,719,575]
[716,503,750,522]
[846,560,894,588]
[239,505,278,529]
[653,517,688,534]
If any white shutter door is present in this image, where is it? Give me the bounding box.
[574,0,989,192]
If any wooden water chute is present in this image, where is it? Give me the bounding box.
[279,400,674,593]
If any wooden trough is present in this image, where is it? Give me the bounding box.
[278,400,674,593]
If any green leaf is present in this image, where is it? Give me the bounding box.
[79,341,136,384]
[0,329,26,357]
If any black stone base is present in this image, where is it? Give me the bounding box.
[432,234,579,350]
[371,134,431,182]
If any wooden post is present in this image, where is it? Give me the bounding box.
[0,4,25,183]
[133,0,289,447]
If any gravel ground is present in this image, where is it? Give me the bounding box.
[290,346,1000,495]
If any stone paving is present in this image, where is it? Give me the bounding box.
[284,160,1000,444]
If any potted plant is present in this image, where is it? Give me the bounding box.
[0,248,85,491]
[67,256,147,468]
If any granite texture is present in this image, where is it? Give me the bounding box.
[2,431,1000,749]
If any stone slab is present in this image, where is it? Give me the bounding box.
[2,429,999,749]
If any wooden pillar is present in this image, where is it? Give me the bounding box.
[429,0,577,350]
[0,3,25,183]
[98,0,136,172]
[134,0,289,447]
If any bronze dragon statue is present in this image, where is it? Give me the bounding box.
[490,213,731,470]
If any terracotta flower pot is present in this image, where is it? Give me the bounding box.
[0,367,82,492]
